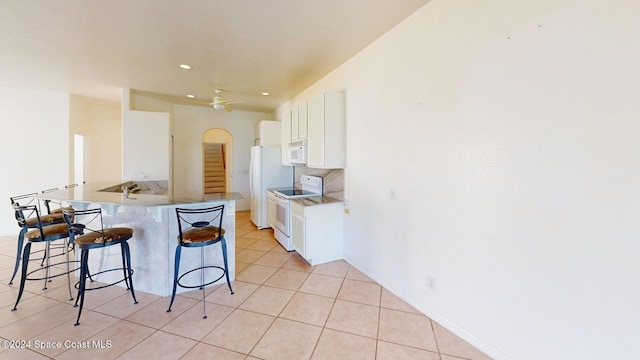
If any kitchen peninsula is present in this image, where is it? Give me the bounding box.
[39,183,242,297]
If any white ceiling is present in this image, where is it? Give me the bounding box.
[0,0,430,112]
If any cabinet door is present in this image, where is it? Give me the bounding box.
[307,91,345,169]
[298,103,308,139]
[306,93,324,167]
[291,211,305,257]
[291,107,299,141]
[281,111,292,165]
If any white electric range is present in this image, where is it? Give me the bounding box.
[268,175,323,251]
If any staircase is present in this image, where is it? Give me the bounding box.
[203,143,226,194]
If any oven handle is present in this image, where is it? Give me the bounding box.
[275,194,288,205]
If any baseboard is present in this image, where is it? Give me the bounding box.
[415,308,512,360]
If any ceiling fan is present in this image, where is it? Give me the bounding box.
[210,89,244,112]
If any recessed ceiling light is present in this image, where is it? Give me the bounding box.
[186,94,195,98]
[179,64,192,70]
[261,92,270,96]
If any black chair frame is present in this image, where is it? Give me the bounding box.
[63,207,138,326]
[9,193,46,284]
[167,204,234,319]
[11,204,76,311]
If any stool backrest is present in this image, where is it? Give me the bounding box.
[41,188,59,214]
[10,193,38,227]
[13,203,45,237]
[62,208,104,238]
[176,205,225,244]
[10,193,38,207]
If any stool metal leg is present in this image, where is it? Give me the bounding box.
[166,245,182,312]
[221,238,234,294]
[40,241,49,266]
[74,249,90,326]
[43,242,51,289]
[122,242,138,304]
[8,227,27,285]
[64,237,73,301]
[201,247,207,319]
[12,242,32,311]
[120,243,131,290]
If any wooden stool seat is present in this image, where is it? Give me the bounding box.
[24,213,64,227]
[180,226,225,244]
[50,207,74,215]
[74,227,133,245]
[24,223,68,240]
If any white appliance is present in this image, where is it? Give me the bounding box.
[288,139,307,165]
[271,175,323,251]
[250,146,293,229]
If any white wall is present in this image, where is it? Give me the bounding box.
[129,92,272,210]
[122,110,171,182]
[277,1,640,359]
[89,103,122,183]
[0,87,70,235]
[69,95,122,184]
[172,105,272,211]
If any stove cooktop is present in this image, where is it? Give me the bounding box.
[274,189,319,198]
[273,175,324,199]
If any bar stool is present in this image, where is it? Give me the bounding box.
[62,207,138,326]
[8,193,65,285]
[11,204,74,311]
[40,187,75,266]
[167,204,234,319]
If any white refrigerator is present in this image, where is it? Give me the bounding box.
[250,146,293,228]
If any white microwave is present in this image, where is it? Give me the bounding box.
[288,139,307,165]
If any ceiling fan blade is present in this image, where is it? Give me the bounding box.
[224,103,232,112]
[213,98,243,104]
[222,99,244,104]
[184,99,212,106]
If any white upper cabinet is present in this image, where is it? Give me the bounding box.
[297,103,308,139]
[290,107,299,141]
[290,104,308,141]
[306,91,345,169]
[281,110,292,165]
[255,120,281,146]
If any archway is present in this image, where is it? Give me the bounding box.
[202,128,232,194]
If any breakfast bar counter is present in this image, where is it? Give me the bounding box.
[39,184,242,297]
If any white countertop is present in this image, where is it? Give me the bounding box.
[291,196,344,206]
[37,182,243,207]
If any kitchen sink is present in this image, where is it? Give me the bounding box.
[98,180,168,195]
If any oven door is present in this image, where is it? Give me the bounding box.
[274,194,290,236]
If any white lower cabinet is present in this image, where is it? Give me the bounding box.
[290,200,344,265]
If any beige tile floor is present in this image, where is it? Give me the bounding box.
[0,211,492,359]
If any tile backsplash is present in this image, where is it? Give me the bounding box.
[294,167,344,200]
